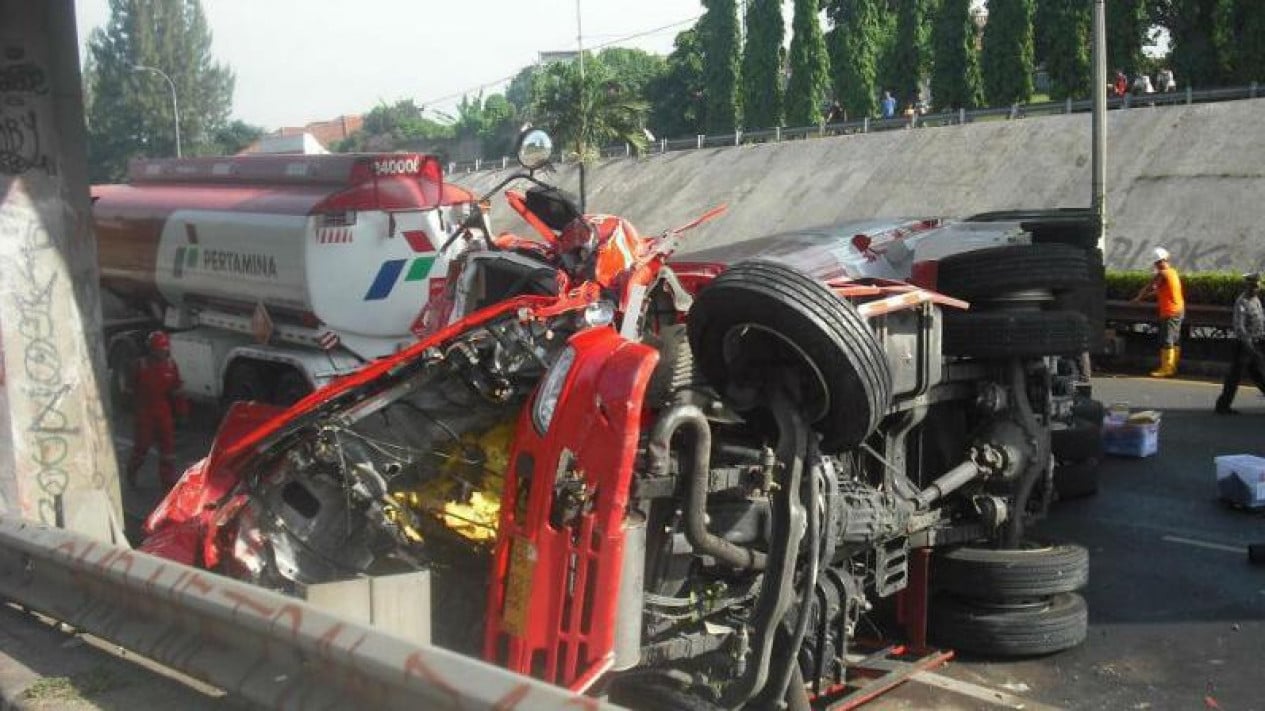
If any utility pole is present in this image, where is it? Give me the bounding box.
[576,0,587,212]
[0,0,123,528]
[132,64,182,158]
[1091,0,1107,250]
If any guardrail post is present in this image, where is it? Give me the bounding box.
[863,117,869,133]
[1252,82,1259,98]
[959,107,966,124]
[661,138,667,153]
[1123,94,1130,109]
[501,156,508,169]
[1010,103,1018,119]
[775,126,782,142]
[1186,86,1193,104]
[448,162,455,174]
[626,143,631,157]
[697,134,704,149]
[474,158,481,171]
[1066,96,1073,113]
[734,130,741,146]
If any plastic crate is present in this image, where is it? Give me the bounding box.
[1102,420,1159,457]
[1214,454,1265,508]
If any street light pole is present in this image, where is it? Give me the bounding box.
[131,64,181,158]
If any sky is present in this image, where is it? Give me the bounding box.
[73,0,714,130]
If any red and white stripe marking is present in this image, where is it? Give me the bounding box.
[317,331,341,350]
[317,227,354,244]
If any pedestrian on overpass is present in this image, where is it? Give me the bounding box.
[1215,273,1265,414]
[1132,247,1185,377]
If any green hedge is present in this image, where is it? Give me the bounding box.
[1105,270,1245,307]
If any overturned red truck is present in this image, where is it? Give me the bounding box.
[139,131,1104,709]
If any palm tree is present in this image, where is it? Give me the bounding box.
[530,57,650,165]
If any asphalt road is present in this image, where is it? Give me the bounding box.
[4,376,1263,709]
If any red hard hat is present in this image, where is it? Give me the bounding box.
[147,331,170,351]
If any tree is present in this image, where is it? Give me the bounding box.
[211,120,264,155]
[931,0,984,110]
[1107,0,1149,77]
[787,0,832,125]
[698,0,742,133]
[1042,0,1091,99]
[742,0,785,129]
[529,59,650,163]
[648,28,706,138]
[981,0,1036,106]
[597,48,668,99]
[1230,0,1265,82]
[828,0,888,118]
[1163,0,1229,87]
[336,99,451,153]
[84,0,235,181]
[506,64,540,113]
[887,0,936,106]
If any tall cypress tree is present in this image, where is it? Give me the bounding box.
[742,0,786,129]
[828,0,887,118]
[787,0,832,125]
[699,0,742,133]
[648,28,706,138]
[1232,0,1265,82]
[981,0,1036,106]
[85,0,234,181]
[1106,0,1148,77]
[888,0,936,107]
[1168,0,1228,88]
[931,0,984,110]
[1043,0,1091,99]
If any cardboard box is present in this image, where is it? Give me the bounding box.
[1214,454,1265,508]
[1102,419,1159,457]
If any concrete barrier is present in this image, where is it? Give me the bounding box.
[455,99,1265,272]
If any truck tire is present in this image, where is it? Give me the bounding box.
[1052,418,1103,461]
[933,542,1089,600]
[688,259,893,452]
[1054,458,1100,500]
[607,673,724,711]
[936,244,1091,299]
[943,311,1089,358]
[222,361,271,406]
[108,336,142,413]
[273,369,313,407]
[929,592,1088,657]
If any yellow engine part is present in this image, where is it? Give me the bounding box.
[395,420,517,543]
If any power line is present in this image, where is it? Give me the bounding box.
[418,14,701,110]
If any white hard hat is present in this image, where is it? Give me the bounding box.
[1153,247,1170,262]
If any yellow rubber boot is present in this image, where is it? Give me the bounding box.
[1150,347,1176,377]
[1171,347,1181,376]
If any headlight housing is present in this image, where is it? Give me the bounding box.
[533,346,576,434]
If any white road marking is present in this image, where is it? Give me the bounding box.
[909,671,1066,710]
[1161,535,1247,554]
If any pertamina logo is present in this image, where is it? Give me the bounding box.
[173,246,278,279]
[363,229,438,301]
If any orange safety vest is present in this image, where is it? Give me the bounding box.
[1154,265,1184,318]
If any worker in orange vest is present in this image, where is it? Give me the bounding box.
[125,331,188,489]
[1132,247,1185,377]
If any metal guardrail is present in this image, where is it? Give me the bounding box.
[1105,299,1232,330]
[447,83,1265,175]
[0,515,612,710]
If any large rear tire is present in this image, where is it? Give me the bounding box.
[933,541,1089,600]
[936,244,1091,299]
[930,592,1088,657]
[943,311,1089,358]
[688,260,892,451]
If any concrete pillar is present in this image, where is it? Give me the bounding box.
[0,0,121,524]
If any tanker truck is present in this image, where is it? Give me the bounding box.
[93,151,477,409]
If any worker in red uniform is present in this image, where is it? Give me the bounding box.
[125,331,187,489]
[1132,247,1185,377]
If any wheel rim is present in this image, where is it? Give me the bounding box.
[721,322,830,423]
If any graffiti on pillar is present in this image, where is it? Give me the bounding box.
[4,212,81,524]
[0,47,53,175]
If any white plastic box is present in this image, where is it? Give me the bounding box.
[1102,419,1159,457]
[1214,454,1265,508]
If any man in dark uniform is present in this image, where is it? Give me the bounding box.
[1215,273,1265,414]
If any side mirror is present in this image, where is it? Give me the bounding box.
[516,129,553,171]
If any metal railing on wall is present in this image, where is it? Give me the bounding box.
[447,83,1264,175]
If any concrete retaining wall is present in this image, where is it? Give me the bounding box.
[454,98,1265,272]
